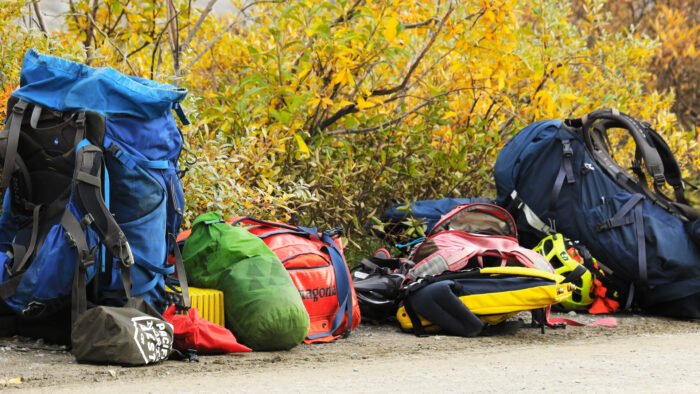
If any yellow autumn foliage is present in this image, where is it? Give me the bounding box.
[0,0,698,253]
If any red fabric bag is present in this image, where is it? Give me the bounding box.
[231,217,361,344]
[163,306,252,354]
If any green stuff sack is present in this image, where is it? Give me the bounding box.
[182,212,309,350]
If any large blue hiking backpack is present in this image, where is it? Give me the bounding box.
[0,49,188,322]
[494,109,700,318]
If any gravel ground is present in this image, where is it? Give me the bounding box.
[1,312,700,393]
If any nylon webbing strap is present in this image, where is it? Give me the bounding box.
[1,100,28,189]
[29,105,42,129]
[404,297,428,337]
[61,209,92,324]
[634,203,647,287]
[0,275,22,300]
[73,113,86,147]
[121,266,132,299]
[307,234,353,339]
[170,233,190,309]
[595,194,644,231]
[548,139,575,212]
[509,191,553,234]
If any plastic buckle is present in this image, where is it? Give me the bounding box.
[12,104,26,115]
[653,173,666,187]
[596,219,612,231]
[63,231,77,247]
[81,213,94,226]
[22,301,47,317]
[562,140,573,158]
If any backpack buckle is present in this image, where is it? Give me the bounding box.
[562,140,573,158]
[653,173,666,188]
[63,231,77,248]
[12,104,26,115]
[81,213,95,227]
[596,219,612,231]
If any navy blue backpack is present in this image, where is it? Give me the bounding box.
[494,109,700,318]
[0,49,188,322]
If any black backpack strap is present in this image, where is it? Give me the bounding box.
[582,109,666,187]
[580,109,689,219]
[0,100,29,189]
[644,127,700,220]
[73,143,134,270]
[169,233,191,310]
[403,297,428,337]
[9,204,42,275]
[548,138,576,212]
[60,208,94,324]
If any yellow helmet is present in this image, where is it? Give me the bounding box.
[532,233,594,310]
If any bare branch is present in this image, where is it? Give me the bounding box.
[327,100,433,136]
[31,0,48,34]
[84,0,100,64]
[330,0,364,27]
[370,3,454,97]
[317,104,359,132]
[180,0,284,76]
[166,0,181,74]
[317,3,454,132]
[181,0,218,51]
[403,18,438,29]
[106,0,129,35]
[85,12,137,74]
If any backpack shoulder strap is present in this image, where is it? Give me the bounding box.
[0,100,29,189]
[582,109,666,187]
[73,141,134,268]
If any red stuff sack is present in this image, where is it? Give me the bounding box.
[163,306,251,354]
[232,217,361,343]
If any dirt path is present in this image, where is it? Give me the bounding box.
[2,313,700,392]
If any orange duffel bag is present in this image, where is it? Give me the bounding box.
[230,217,360,343]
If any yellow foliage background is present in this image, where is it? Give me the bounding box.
[1,0,698,253]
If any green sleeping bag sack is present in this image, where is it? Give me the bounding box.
[182,212,310,350]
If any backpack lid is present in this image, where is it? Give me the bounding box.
[13,49,187,119]
[428,203,517,238]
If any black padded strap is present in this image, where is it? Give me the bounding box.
[1,100,28,189]
[582,109,665,187]
[10,204,42,275]
[73,144,134,268]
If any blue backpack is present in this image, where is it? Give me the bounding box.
[494,109,700,318]
[0,49,188,320]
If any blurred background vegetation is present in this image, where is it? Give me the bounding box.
[1,0,698,259]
